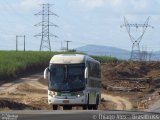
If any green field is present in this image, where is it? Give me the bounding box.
[0,51,118,81]
[92,55,118,63]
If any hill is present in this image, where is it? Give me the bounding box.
[76,45,160,60]
[76,45,130,60]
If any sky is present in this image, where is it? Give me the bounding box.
[0,0,160,52]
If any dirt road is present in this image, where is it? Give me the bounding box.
[0,73,132,110]
[0,73,49,110]
[101,94,132,110]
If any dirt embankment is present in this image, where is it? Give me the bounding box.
[0,73,50,110]
[101,61,160,111]
[102,61,160,80]
[101,61,160,89]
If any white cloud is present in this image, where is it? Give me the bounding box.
[76,0,153,14]
[79,0,106,9]
[78,0,125,10]
[19,0,47,11]
[110,0,123,7]
[130,0,150,11]
[0,0,48,13]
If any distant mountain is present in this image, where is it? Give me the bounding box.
[76,45,160,61]
[152,51,160,60]
[76,45,131,60]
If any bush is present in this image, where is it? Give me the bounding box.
[91,56,118,63]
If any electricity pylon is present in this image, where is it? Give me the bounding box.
[121,17,153,61]
[35,4,58,51]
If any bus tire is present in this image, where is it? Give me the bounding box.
[63,105,72,110]
[87,94,99,110]
[52,105,58,110]
[93,95,99,110]
[87,105,93,110]
[92,105,98,110]
[82,105,87,110]
[87,94,92,110]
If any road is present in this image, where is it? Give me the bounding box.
[0,110,160,120]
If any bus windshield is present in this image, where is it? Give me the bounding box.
[49,63,85,92]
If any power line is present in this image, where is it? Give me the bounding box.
[34,3,58,51]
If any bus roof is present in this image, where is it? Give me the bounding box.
[50,54,99,64]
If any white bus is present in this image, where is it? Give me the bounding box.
[44,54,101,110]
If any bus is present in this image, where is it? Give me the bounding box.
[44,54,101,110]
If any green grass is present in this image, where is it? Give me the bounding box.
[0,51,52,75]
[91,55,118,63]
[0,51,118,81]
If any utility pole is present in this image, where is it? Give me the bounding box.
[24,35,26,52]
[16,35,26,52]
[121,17,153,61]
[16,35,18,51]
[35,3,58,51]
[65,40,72,51]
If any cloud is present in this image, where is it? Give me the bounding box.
[130,0,150,12]
[79,0,106,9]
[0,0,49,14]
[76,0,155,14]
[19,0,47,11]
[78,0,125,10]
[110,0,123,7]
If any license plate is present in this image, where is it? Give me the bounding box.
[63,100,69,103]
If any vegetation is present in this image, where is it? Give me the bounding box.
[92,56,118,63]
[0,51,118,81]
[0,51,65,81]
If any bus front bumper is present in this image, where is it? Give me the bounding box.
[48,95,86,105]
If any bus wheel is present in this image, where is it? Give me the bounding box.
[93,95,99,110]
[82,105,87,110]
[87,105,92,110]
[92,105,98,110]
[52,105,58,110]
[63,105,72,110]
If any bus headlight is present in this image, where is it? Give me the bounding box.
[77,95,81,98]
[76,92,84,98]
[49,91,57,97]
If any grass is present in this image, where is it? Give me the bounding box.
[0,51,118,81]
[0,51,52,76]
[92,56,118,63]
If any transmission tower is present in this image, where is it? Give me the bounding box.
[35,4,58,51]
[121,17,153,61]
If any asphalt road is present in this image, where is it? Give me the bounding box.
[1,110,160,120]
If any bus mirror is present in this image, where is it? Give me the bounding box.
[44,67,49,79]
[84,67,88,79]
